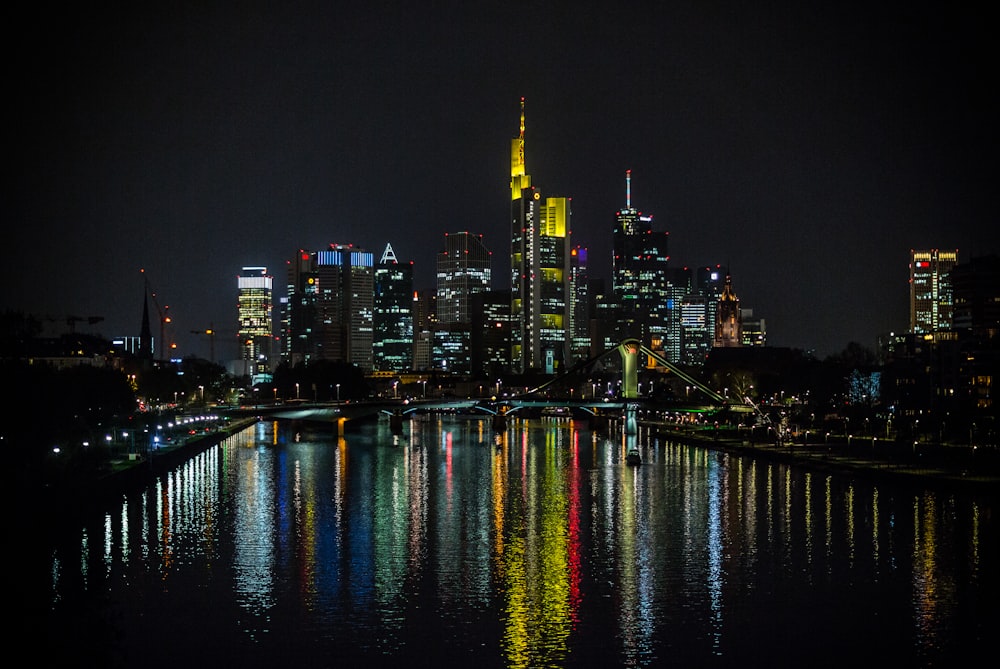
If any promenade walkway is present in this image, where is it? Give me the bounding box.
[653,423,1000,494]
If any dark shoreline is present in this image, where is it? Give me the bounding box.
[654,423,1000,496]
[27,417,259,526]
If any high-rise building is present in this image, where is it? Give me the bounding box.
[471,290,511,378]
[436,232,492,325]
[509,98,572,374]
[949,253,1000,333]
[373,243,414,373]
[611,170,672,359]
[679,294,710,365]
[910,249,959,334]
[411,289,437,371]
[282,244,374,371]
[434,232,492,375]
[679,266,727,365]
[237,266,274,384]
[569,245,590,364]
[740,308,767,347]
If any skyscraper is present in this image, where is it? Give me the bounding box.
[282,244,374,371]
[237,266,274,384]
[436,232,492,325]
[373,243,414,373]
[910,248,958,333]
[612,170,672,359]
[569,245,590,364]
[432,231,491,375]
[510,98,572,374]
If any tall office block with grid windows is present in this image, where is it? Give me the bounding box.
[910,248,958,333]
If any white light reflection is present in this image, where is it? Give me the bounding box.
[706,453,724,655]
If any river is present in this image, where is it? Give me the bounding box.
[24,415,998,668]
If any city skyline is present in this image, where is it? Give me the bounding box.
[7,3,996,360]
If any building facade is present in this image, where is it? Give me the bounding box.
[612,170,672,362]
[237,266,274,384]
[373,243,414,373]
[909,248,958,334]
[282,245,374,371]
[713,273,742,348]
[509,98,572,374]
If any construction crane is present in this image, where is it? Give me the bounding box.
[141,268,174,360]
[44,315,105,334]
[190,326,216,363]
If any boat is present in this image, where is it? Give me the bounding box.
[626,449,642,466]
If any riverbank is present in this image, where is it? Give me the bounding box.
[653,422,1000,495]
[31,416,259,522]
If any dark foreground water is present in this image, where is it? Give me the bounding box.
[24,416,999,668]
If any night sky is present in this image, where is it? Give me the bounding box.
[7,2,996,361]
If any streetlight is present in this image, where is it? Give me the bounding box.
[336,383,341,402]
[296,382,300,399]
[421,380,427,398]
[393,381,398,399]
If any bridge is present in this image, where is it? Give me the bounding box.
[228,339,760,447]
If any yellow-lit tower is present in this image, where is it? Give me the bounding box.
[509,98,572,374]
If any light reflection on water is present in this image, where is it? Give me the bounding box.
[36,416,997,668]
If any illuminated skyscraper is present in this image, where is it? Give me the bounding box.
[282,244,374,371]
[436,232,492,325]
[433,231,491,374]
[510,98,572,374]
[237,266,273,384]
[569,245,590,363]
[612,170,672,359]
[910,248,958,333]
[373,243,414,373]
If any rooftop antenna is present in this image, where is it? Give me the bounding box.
[626,169,632,209]
[519,96,525,142]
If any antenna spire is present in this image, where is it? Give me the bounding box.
[626,169,632,209]
[519,96,525,141]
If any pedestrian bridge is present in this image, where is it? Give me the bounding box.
[227,339,754,433]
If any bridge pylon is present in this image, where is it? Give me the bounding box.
[618,338,642,400]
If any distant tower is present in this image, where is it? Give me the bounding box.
[373,243,414,372]
[714,273,742,347]
[910,249,959,333]
[237,266,274,383]
[139,290,154,360]
[509,98,572,374]
[612,170,672,359]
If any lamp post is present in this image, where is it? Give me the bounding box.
[421,380,427,398]
[336,383,341,402]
